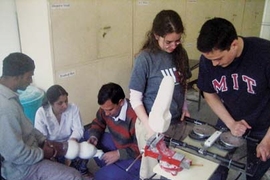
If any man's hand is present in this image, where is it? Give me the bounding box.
[88,136,98,146]
[256,129,270,161]
[102,150,120,165]
[42,140,68,158]
[42,140,56,159]
[256,141,270,161]
[229,120,251,137]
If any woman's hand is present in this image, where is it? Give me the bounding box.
[256,140,270,162]
[69,137,78,142]
[181,109,190,121]
[256,129,270,161]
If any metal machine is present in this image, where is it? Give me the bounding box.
[139,117,261,178]
[144,133,192,176]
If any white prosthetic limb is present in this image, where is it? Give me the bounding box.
[64,140,80,159]
[65,140,104,160]
[79,141,104,159]
[127,77,174,173]
[148,76,175,133]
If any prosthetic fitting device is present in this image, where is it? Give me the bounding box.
[145,76,192,176]
[144,134,192,176]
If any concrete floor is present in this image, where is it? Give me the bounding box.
[87,88,270,180]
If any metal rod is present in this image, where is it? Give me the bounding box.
[184,116,213,126]
[126,153,142,172]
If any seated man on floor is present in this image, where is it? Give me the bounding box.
[0,52,83,180]
[85,82,141,180]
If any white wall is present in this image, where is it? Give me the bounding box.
[1,0,269,88]
[0,0,21,75]
[0,0,54,91]
[16,0,54,91]
[260,0,270,40]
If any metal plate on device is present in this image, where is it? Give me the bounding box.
[193,124,216,138]
[214,139,236,151]
[220,131,245,147]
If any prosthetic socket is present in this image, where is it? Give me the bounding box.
[148,76,174,133]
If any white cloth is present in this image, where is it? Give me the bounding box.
[112,99,127,122]
[34,103,84,142]
[129,89,143,109]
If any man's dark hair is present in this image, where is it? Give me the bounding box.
[98,83,125,105]
[2,52,35,77]
[197,17,238,52]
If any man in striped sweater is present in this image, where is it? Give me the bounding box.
[86,82,141,180]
